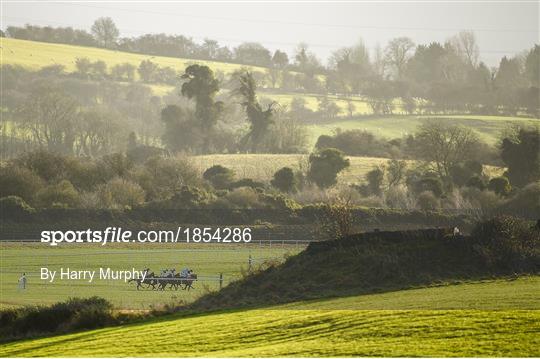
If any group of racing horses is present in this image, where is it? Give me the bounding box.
[128,268,197,291]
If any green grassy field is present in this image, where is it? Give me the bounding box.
[191,154,504,184]
[0,242,303,309]
[1,277,538,357]
[261,91,374,115]
[307,115,540,145]
[0,38,265,77]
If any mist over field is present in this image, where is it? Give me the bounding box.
[0,1,539,357]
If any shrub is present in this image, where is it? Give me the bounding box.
[461,187,503,216]
[450,160,483,187]
[169,185,214,208]
[203,165,235,190]
[466,175,486,191]
[498,181,540,218]
[417,191,440,211]
[36,180,80,208]
[318,197,354,240]
[222,187,261,209]
[471,216,540,271]
[307,148,350,189]
[0,196,35,219]
[261,192,300,211]
[0,297,115,341]
[488,176,512,196]
[314,130,393,158]
[384,185,415,210]
[137,156,200,201]
[14,150,68,182]
[271,167,297,193]
[230,178,265,190]
[365,167,385,196]
[100,153,133,178]
[0,165,44,204]
[420,176,444,197]
[97,178,145,209]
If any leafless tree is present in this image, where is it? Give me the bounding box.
[414,121,479,179]
[384,37,415,79]
[450,30,479,67]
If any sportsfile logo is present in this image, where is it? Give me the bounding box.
[41,227,156,246]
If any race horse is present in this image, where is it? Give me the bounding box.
[156,273,198,291]
[128,268,158,290]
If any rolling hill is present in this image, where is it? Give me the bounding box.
[0,37,263,77]
[2,38,538,147]
[1,277,538,357]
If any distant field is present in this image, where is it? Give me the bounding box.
[0,242,302,309]
[192,154,390,184]
[191,154,504,184]
[1,38,376,114]
[0,38,264,77]
[3,38,537,147]
[307,115,540,145]
[2,277,538,357]
[261,91,374,115]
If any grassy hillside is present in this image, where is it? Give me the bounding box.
[0,38,375,114]
[1,277,538,357]
[282,276,540,310]
[307,115,540,146]
[193,228,539,310]
[0,38,263,77]
[2,38,537,148]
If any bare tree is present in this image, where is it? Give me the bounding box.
[413,121,479,179]
[386,159,408,187]
[384,37,415,79]
[19,89,79,154]
[450,30,479,67]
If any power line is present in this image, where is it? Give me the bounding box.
[1,15,527,56]
[62,2,539,34]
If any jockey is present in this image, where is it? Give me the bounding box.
[180,267,190,278]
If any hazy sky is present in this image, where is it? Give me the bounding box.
[2,1,538,66]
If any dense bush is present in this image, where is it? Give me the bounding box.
[220,187,261,209]
[169,185,215,208]
[36,180,80,208]
[470,216,540,271]
[466,175,486,191]
[417,191,440,211]
[230,178,265,190]
[0,166,44,204]
[0,297,116,341]
[271,167,297,193]
[0,196,35,219]
[97,178,145,209]
[314,130,398,158]
[307,148,350,189]
[498,181,540,218]
[135,156,200,201]
[450,160,484,187]
[488,176,512,196]
[14,150,70,182]
[203,165,235,190]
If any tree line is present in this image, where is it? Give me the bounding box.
[3,19,538,117]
